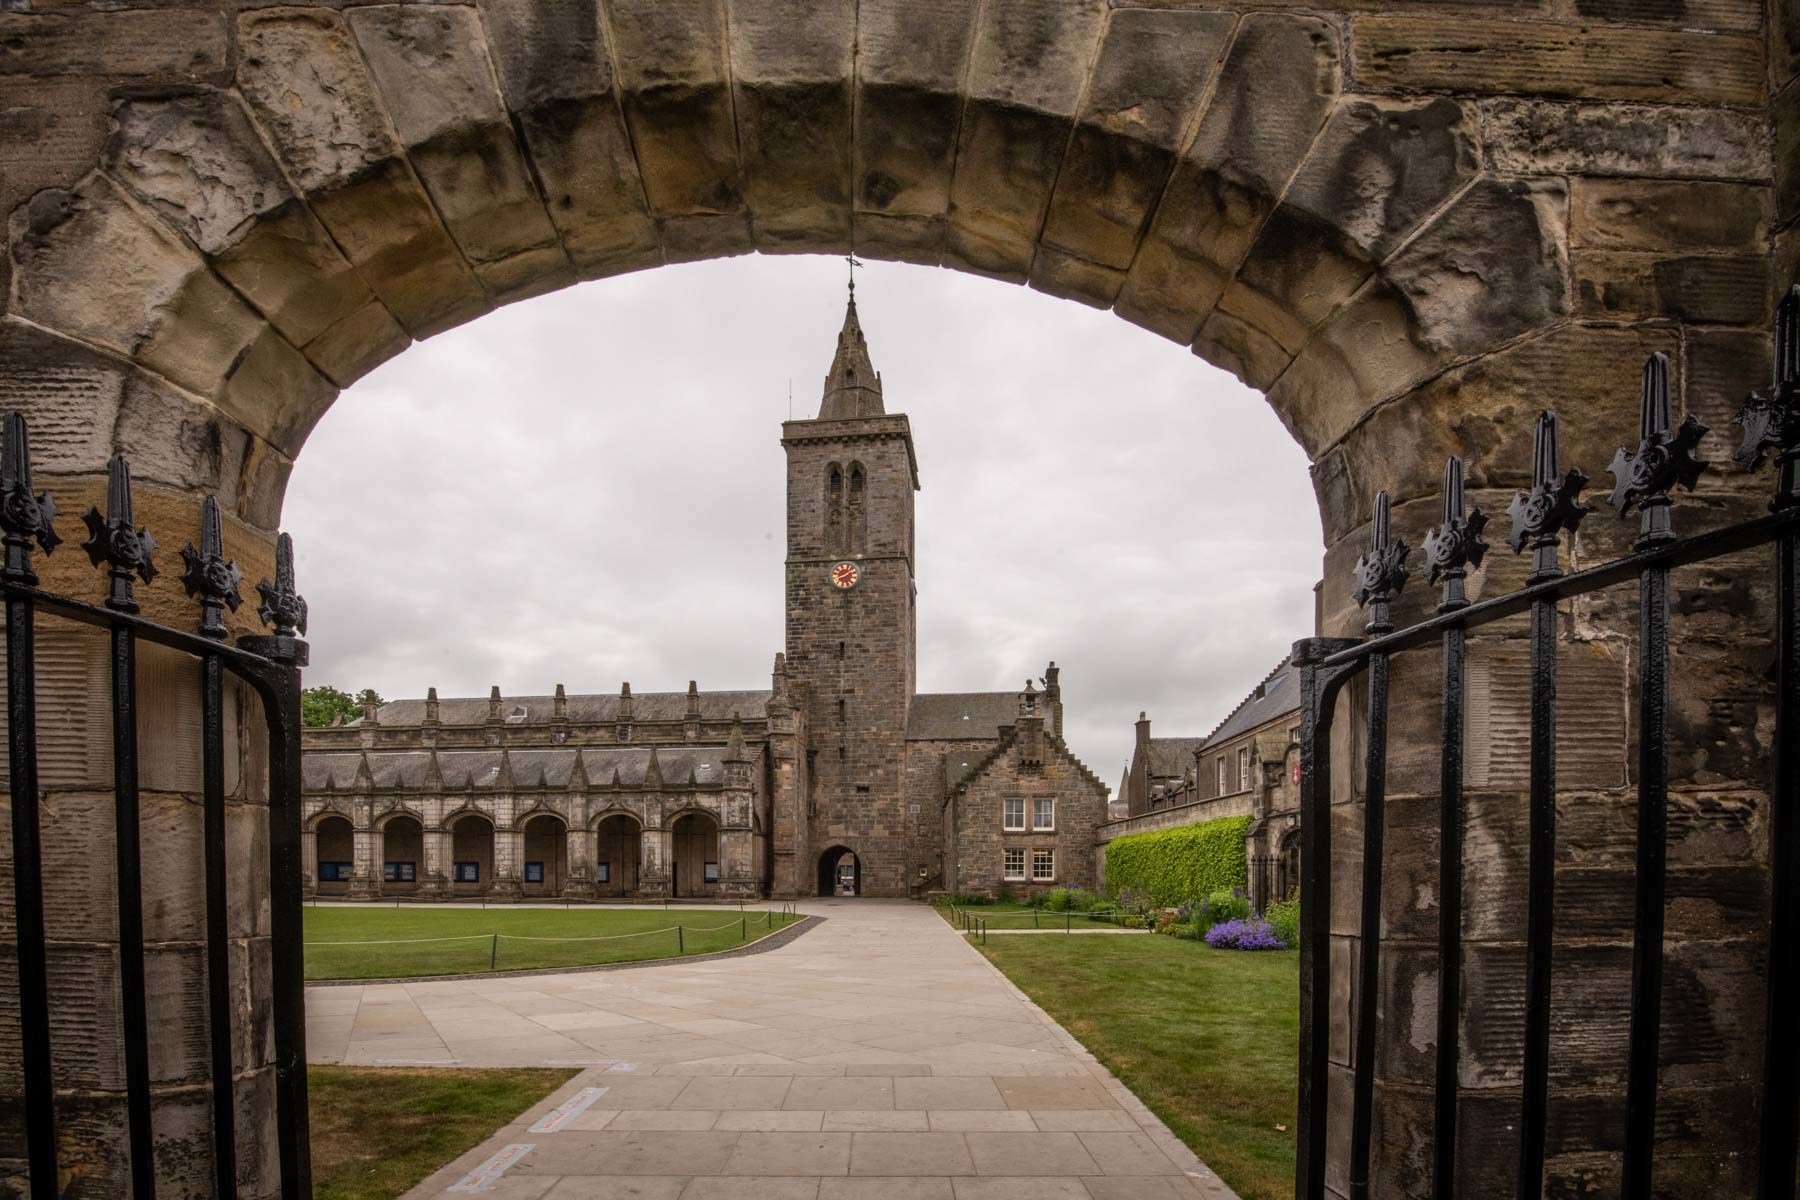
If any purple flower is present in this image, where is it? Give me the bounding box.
[1204,917,1287,951]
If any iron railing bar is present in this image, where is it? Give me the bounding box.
[1620,559,1671,1198]
[1293,637,1361,1200]
[0,579,287,669]
[1432,622,1466,1199]
[111,622,157,1198]
[1757,516,1799,1199]
[1348,649,1390,1200]
[237,648,313,1199]
[5,593,60,1199]
[1321,507,1800,667]
[1516,595,1557,1200]
[201,651,239,1197]
[1511,408,1587,1200]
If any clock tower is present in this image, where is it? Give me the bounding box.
[781,288,919,897]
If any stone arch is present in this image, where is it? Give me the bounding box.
[520,811,569,896]
[448,810,495,895]
[826,461,846,554]
[0,0,1638,581]
[818,845,860,897]
[377,813,424,893]
[312,813,354,895]
[594,811,643,897]
[670,810,721,898]
[846,460,866,554]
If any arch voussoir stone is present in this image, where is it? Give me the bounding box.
[235,8,493,340]
[1113,11,1342,350]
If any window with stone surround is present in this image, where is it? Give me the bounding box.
[1003,848,1026,880]
[1032,797,1054,831]
[1032,849,1054,881]
[1216,757,1227,793]
[1238,747,1251,791]
[1003,797,1025,830]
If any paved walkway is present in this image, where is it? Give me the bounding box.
[306,899,1237,1199]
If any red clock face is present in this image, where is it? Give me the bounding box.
[830,561,861,590]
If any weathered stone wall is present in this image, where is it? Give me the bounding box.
[0,2,1784,1196]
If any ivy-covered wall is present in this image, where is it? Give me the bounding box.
[1102,815,1251,906]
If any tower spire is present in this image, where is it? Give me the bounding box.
[819,274,883,420]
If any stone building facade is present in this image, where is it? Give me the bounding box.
[1106,656,1302,912]
[299,296,1108,899]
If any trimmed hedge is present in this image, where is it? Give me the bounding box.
[1104,815,1251,907]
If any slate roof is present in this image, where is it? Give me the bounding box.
[1203,656,1299,747]
[363,690,773,727]
[302,746,735,791]
[1144,736,1207,780]
[907,692,1024,741]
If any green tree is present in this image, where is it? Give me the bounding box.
[302,686,383,728]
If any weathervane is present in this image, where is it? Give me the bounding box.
[846,254,863,297]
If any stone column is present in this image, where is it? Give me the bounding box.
[347,823,378,899]
[640,826,673,898]
[491,827,524,900]
[720,829,757,900]
[301,826,318,898]
[419,827,449,899]
[565,824,595,900]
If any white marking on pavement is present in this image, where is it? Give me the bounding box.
[447,1144,534,1193]
[529,1086,609,1132]
[374,1058,461,1066]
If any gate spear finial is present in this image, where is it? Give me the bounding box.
[81,454,158,613]
[0,413,60,586]
[255,531,308,638]
[1352,491,1410,635]
[1423,457,1488,611]
[1425,456,1483,604]
[1609,352,1707,543]
[1507,411,1591,582]
[181,495,244,640]
[1736,285,1800,510]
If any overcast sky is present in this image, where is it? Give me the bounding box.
[283,254,1321,792]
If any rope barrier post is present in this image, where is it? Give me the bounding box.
[489,933,498,971]
[741,916,747,942]
[678,925,684,954]
[1034,908,1039,929]
[1067,911,1071,933]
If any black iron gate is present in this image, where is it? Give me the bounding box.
[2,414,313,1199]
[1294,284,1799,1200]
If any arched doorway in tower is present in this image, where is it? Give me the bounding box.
[670,812,721,899]
[379,815,422,895]
[449,813,494,896]
[521,814,567,897]
[818,847,860,898]
[314,815,353,896]
[595,814,641,898]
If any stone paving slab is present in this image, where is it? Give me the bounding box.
[301,899,1240,1199]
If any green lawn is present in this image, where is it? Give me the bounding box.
[304,906,797,980]
[309,1066,575,1200]
[975,933,1299,1200]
